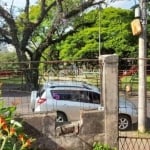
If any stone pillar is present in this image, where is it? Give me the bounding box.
[99,54,119,149]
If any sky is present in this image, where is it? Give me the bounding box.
[0,0,138,10]
[109,0,138,9]
[0,0,37,8]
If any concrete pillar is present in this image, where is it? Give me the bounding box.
[99,54,119,149]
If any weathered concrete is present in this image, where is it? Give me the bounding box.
[99,54,119,149]
[79,109,104,135]
[20,112,56,137]
[18,110,105,150]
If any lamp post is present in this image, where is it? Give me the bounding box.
[138,0,147,132]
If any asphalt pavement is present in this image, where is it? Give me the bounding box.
[120,90,150,130]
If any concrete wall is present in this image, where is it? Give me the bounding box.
[99,54,119,148]
[20,110,105,150]
[18,54,119,150]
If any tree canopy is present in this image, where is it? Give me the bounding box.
[0,0,105,89]
[58,7,138,61]
[0,0,145,89]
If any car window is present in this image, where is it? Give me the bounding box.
[89,92,100,104]
[51,90,100,104]
[79,91,90,103]
[79,91,100,104]
[51,90,80,101]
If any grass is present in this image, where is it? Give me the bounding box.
[0,76,24,84]
[120,75,150,91]
[2,74,150,92]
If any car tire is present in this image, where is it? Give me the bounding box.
[56,112,68,124]
[118,114,131,131]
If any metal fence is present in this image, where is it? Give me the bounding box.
[118,58,150,150]
[119,136,150,150]
[0,59,101,115]
[0,59,101,88]
[1,58,150,149]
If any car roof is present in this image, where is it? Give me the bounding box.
[42,80,100,93]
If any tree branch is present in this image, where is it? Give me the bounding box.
[24,0,30,23]
[0,27,12,43]
[64,0,104,18]
[0,0,104,61]
[20,1,56,49]
[0,5,19,46]
[31,0,102,60]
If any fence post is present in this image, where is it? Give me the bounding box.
[99,54,119,149]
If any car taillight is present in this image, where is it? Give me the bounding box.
[37,98,46,104]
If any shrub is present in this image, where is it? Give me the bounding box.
[0,101,35,150]
[93,142,116,150]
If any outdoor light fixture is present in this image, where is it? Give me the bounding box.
[131,6,142,36]
[135,6,141,18]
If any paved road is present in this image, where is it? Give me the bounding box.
[120,91,150,129]
[1,87,31,114]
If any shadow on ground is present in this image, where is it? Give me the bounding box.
[1,84,30,97]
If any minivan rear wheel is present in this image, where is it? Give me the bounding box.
[118,114,131,131]
[56,112,68,124]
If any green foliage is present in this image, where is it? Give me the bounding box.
[0,100,35,150]
[59,27,99,60]
[0,52,17,62]
[99,7,137,57]
[58,7,138,60]
[0,52,18,70]
[0,101,16,122]
[0,1,142,89]
[14,3,139,61]
[120,75,150,91]
[146,2,150,56]
[93,142,116,150]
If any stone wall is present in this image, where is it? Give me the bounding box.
[19,110,105,150]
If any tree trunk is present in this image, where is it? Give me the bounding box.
[22,62,39,91]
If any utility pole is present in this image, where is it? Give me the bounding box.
[138,0,147,132]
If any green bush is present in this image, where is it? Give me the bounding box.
[93,142,116,150]
[0,101,35,150]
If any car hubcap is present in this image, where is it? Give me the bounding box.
[119,118,128,130]
[56,116,64,123]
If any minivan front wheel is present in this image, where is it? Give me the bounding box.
[56,112,67,124]
[118,114,131,131]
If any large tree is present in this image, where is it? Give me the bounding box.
[58,7,138,61]
[0,0,104,90]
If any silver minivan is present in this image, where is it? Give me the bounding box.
[30,80,138,131]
